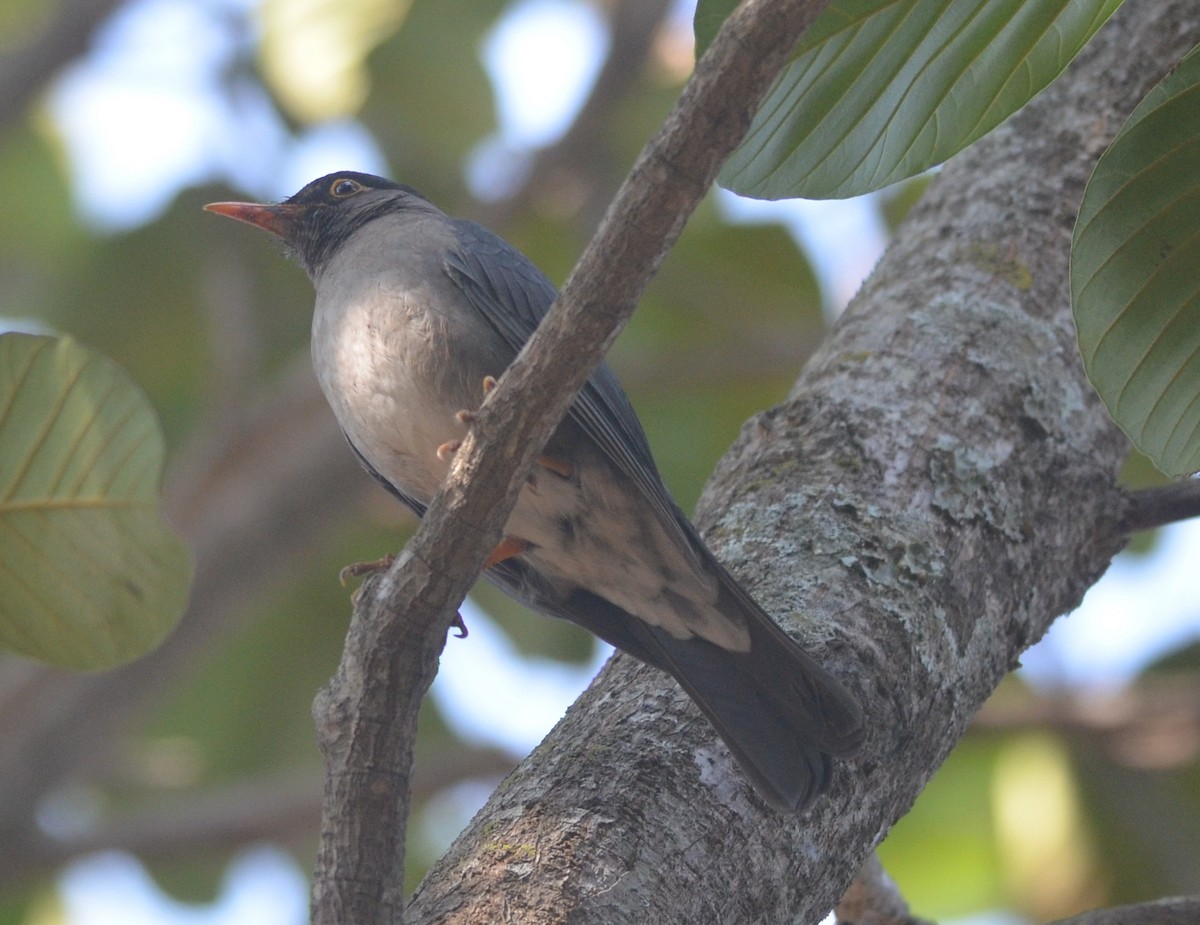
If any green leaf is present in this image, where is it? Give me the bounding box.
[0,334,191,669]
[693,0,734,57]
[1072,44,1200,476]
[698,0,1122,199]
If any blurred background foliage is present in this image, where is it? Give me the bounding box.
[0,0,1196,923]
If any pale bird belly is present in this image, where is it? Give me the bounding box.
[312,292,465,503]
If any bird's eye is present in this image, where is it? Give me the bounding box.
[330,178,363,198]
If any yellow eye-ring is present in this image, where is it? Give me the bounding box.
[330,178,363,198]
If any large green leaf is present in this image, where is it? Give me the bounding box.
[697,0,1122,200]
[1072,44,1200,477]
[0,334,191,669]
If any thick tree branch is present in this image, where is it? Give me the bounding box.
[397,2,1199,923]
[309,0,836,922]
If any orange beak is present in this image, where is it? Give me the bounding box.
[203,201,304,239]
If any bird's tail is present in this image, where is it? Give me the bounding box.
[556,570,863,812]
[643,579,864,811]
[487,548,864,811]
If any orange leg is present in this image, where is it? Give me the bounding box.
[536,455,574,479]
[485,535,530,569]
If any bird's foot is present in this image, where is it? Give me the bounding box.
[485,535,530,569]
[339,554,395,586]
[454,376,498,426]
[337,556,469,640]
[440,377,500,462]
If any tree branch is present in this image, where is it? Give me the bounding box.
[1050,896,1200,925]
[0,743,516,885]
[976,680,1200,753]
[478,0,676,232]
[1121,480,1200,534]
[0,0,124,131]
[309,0,837,922]
[835,854,932,925]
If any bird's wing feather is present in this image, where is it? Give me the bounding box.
[443,219,693,552]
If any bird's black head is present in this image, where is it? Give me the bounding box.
[205,171,436,276]
[282,171,420,208]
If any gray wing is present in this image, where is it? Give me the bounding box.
[443,218,692,551]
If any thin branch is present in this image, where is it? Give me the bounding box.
[0,0,123,130]
[974,680,1200,770]
[309,1,836,922]
[976,680,1200,734]
[479,0,676,232]
[1121,480,1200,534]
[1049,896,1200,925]
[835,854,933,925]
[0,745,515,886]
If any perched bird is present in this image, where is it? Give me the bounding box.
[205,171,863,811]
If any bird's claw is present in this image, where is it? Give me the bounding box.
[339,553,395,586]
[442,377,500,461]
[337,561,466,641]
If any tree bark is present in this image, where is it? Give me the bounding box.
[402,2,1198,923]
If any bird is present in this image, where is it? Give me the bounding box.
[205,171,864,812]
